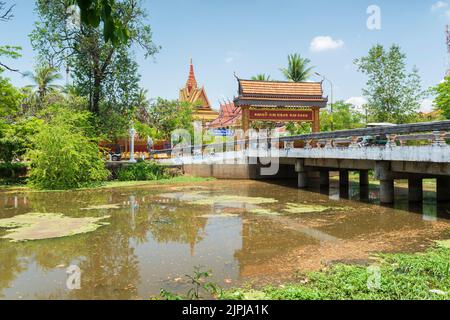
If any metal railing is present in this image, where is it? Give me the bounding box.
[153,120,450,157]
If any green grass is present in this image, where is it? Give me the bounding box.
[221,248,450,300]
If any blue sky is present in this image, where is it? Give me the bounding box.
[1,0,449,111]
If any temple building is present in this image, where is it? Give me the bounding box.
[179,60,219,124]
[208,100,242,129]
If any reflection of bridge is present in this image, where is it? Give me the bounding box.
[159,121,450,204]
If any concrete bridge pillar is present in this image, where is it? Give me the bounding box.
[339,170,349,187]
[320,171,330,187]
[295,159,308,189]
[360,170,369,187]
[375,162,395,204]
[437,177,450,202]
[408,178,423,203]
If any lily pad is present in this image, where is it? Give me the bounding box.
[249,209,280,216]
[0,212,110,242]
[81,204,123,210]
[283,203,332,214]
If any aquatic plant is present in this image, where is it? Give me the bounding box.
[159,267,221,300]
[188,195,278,206]
[283,203,332,214]
[248,209,280,216]
[0,212,110,242]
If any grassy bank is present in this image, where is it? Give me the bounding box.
[0,176,215,193]
[221,247,450,300]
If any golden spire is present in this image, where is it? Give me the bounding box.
[187,58,198,92]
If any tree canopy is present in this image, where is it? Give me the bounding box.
[31,0,159,116]
[431,76,450,119]
[281,53,314,82]
[354,44,424,124]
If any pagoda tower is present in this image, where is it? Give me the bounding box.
[179,60,219,124]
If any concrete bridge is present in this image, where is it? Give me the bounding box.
[159,121,450,204]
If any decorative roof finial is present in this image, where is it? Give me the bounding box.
[187,58,198,92]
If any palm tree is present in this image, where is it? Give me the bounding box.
[280,53,314,82]
[251,74,271,81]
[25,65,62,101]
[135,88,151,123]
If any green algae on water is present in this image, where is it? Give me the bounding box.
[283,203,332,214]
[81,204,123,210]
[188,195,278,206]
[248,209,280,216]
[0,212,110,242]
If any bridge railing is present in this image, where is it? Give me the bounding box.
[153,120,450,158]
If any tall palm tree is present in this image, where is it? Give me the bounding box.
[135,88,151,123]
[280,53,314,82]
[25,65,62,101]
[251,74,271,81]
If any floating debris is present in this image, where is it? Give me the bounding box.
[0,212,110,242]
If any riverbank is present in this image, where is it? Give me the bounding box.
[0,176,215,193]
[221,246,450,300]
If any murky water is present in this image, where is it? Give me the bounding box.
[0,179,449,300]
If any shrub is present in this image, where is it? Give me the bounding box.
[27,108,109,190]
[0,163,28,179]
[117,161,168,181]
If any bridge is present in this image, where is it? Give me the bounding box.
[157,120,450,204]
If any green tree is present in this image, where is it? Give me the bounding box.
[354,44,424,124]
[31,0,159,116]
[281,53,314,82]
[27,107,109,190]
[73,0,129,45]
[251,74,271,81]
[25,65,62,102]
[146,98,194,140]
[431,76,450,119]
[320,101,365,132]
[0,72,26,163]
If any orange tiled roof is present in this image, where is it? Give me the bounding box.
[208,101,242,128]
[239,79,324,97]
[235,79,328,108]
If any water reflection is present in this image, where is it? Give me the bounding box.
[0,180,449,299]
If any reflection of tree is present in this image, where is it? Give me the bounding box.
[0,246,26,298]
[147,204,207,255]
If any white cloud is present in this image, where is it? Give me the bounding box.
[419,99,435,113]
[310,36,345,52]
[345,96,367,111]
[431,1,448,11]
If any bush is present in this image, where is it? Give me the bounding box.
[27,108,109,190]
[117,161,169,181]
[0,163,28,179]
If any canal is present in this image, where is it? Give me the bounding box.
[0,179,449,299]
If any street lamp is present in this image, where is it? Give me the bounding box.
[129,126,137,163]
[315,72,334,131]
